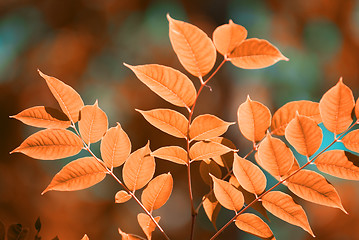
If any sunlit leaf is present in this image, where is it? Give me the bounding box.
[167,14,216,77]
[271,101,321,136]
[137,109,188,139]
[123,142,155,191]
[210,137,236,168]
[202,192,221,229]
[258,133,294,177]
[262,191,314,237]
[81,234,89,240]
[237,96,271,142]
[200,160,222,185]
[229,38,288,69]
[189,141,233,162]
[115,190,132,203]
[342,129,359,153]
[211,174,244,212]
[125,63,197,108]
[286,169,346,213]
[319,78,355,135]
[79,101,108,145]
[137,214,160,240]
[235,213,275,240]
[315,150,359,180]
[118,228,145,240]
[42,157,107,194]
[101,123,131,169]
[189,114,234,141]
[233,154,266,195]
[213,20,247,56]
[151,146,188,165]
[38,70,84,123]
[141,173,173,211]
[355,97,359,120]
[285,114,322,157]
[11,129,83,160]
[10,106,71,129]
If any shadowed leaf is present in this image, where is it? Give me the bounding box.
[167,14,216,77]
[189,141,233,162]
[319,78,354,135]
[152,146,188,165]
[229,38,288,69]
[11,129,83,160]
[342,129,359,153]
[35,217,41,232]
[42,157,107,194]
[200,160,222,185]
[235,213,275,240]
[210,137,236,169]
[115,190,132,203]
[38,70,84,123]
[271,101,321,136]
[7,224,28,240]
[262,191,314,237]
[202,192,221,230]
[137,214,160,240]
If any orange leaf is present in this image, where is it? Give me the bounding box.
[10,106,70,129]
[237,96,271,142]
[81,234,89,240]
[262,191,314,237]
[42,157,106,194]
[235,213,275,240]
[79,101,108,145]
[355,97,359,120]
[151,146,188,165]
[115,190,132,203]
[286,169,346,213]
[137,109,188,139]
[258,133,294,177]
[210,137,236,168]
[101,123,131,169]
[342,129,359,153]
[167,14,216,77]
[122,142,155,191]
[141,173,173,212]
[137,214,160,240]
[271,100,321,136]
[38,70,84,123]
[189,141,234,162]
[319,78,355,135]
[212,20,247,56]
[285,114,322,157]
[315,150,359,180]
[11,129,83,160]
[202,192,221,229]
[211,175,244,212]
[118,228,145,240]
[229,38,288,69]
[124,63,196,108]
[200,160,222,185]
[233,154,266,195]
[189,114,234,141]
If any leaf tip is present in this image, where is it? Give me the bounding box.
[246,95,252,101]
[166,13,172,22]
[229,19,234,24]
[123,62,133,69]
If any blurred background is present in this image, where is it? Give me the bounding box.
[1,0,359,239]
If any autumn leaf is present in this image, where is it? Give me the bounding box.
[10,106,70,129]
[137,109,188,139]
[315,150,359,180]
[271,100,321,136]
[211,174,244,212]
[200,160,222,185]
[319,78,355,135]
[151,146,188,165]
[38,70,84,123]
[228,38,288,69]
[233,154,266,195]
[262,191,314,237]
[235,213,275,240]
[189,141,234,162]
[118,228,145,240]
[286,169,347,213]
[213,20,247,56]
[237,96,271,142]
[79,101,108,145]
[355,97,359,120]
[342,129,359,153]
[101,123,131,169]
[210,137,236,168]
[115,190,132,203]
[202,192,221,229]
[167,14,216,78]
[81,234,89,240]
[189,114,234,141]
[123,142,155,191]
[141,173,173,212]
[42,157,107,194]
[11,129,83,160]
[258,133,294,177]
[137,214,160,240]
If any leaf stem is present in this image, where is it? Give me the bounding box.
[210,122,358,240]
